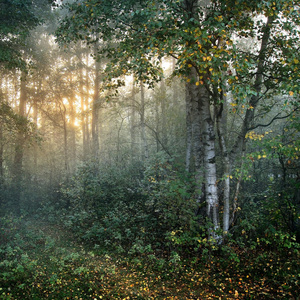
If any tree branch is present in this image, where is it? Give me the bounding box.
[249,107,299,131]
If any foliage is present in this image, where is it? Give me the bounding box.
[0,0,41,70]
[55,0,300,240]
[43,156,201,258]
[56,0,300,99]
[238,109,300,242]
[0,215,299,299]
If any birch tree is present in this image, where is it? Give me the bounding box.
[56,0,300,241]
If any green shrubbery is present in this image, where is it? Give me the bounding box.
[36,154,202,260]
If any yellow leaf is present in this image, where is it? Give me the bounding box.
[188,64,192,68]
[289,91,294,96]
[195,81,200,86]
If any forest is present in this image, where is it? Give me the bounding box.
[0,0,299,299]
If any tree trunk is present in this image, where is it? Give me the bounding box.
[186,68,205,214]
[33,87,38,173]
[85,53,91,156]
[201,85,220,241]
[160,79,168,147]
[62,107,69,174]
[12,72,27,213]
[140,82,149,161]
[130,80,138,160]
[79,54,87,160]
[216,103,230,233]
[92,47,100,160]
[231,16,274,160]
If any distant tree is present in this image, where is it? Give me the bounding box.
[0,0,54,212]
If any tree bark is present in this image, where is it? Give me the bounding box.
[231,16,274,160]
[130,80,138,160]
[79,51,87,160]
[92,44,100,160]
[160,79,168,148]
[85,53,91,155]
[185,68,205,213]
[201,84,220,241]
[140,82,149,161]
[216,103,230,233]
[12,72,27,213]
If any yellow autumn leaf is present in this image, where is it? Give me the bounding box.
[289,91,294,96]
[195,81,200,86]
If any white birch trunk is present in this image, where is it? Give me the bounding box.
[201,88,221,242]
[216,104,230,233]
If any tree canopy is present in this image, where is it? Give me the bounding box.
[56,0,300,240]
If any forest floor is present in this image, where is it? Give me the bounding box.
[0,217,299,300]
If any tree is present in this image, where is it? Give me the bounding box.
[56,0,300,241]
[0,0,53,70]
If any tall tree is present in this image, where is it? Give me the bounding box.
[57,0,300,241]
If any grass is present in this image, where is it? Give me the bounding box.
[0,216,299,299]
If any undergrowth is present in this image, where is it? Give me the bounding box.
[0,215,299,299]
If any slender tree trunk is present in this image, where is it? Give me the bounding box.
[33,90,38,172]
[140,82,149,161]
[201,86,220,241]
[116,116,125,163]
[130,80,138,160]
[231,16,274,159]
[85,54,91,155]
[13,72,27,213]
[68,96,76,172]
[155,92,160,152]
[216,103,230,233]
[185,93,193,172]
[171,57,179,106]
[160,79,168,147]
[79,55,87,159]
[62,108,69,174]
[92,46,100,160]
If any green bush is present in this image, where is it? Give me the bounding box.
[52,155,201,259]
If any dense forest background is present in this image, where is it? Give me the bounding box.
[0,0,299,299]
